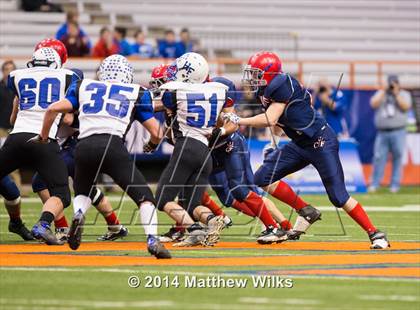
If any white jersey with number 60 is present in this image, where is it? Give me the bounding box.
[160,81,228,146]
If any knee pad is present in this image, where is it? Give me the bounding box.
[229,182,250,202]
[5,196,21,206]
[212,185,233,207]
[31,173,48,193]
[50,186,71,208]
[0,176,20,201]
[187,203,200,219]
[253,168,269,188]
[324,176,350,208]
[89,187,104,207]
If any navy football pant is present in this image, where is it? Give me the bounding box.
[0,175,20,202]
[210,132,263,207]
[254,126,350,208]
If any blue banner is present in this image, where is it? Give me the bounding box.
[248,139,367,194]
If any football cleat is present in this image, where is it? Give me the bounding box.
[173,227,206,247]
[97,226,128,241]
[223,215,233,228]
[9,221,35,241]
[257,226,288,244]
[287,205,322,240]
[147,235,171,259]
[55,227,69,242]
[159,226,185,243]
[68,210,85,250]
[203,215,225,246]
[369,230,390,249]
[32,221,64,245]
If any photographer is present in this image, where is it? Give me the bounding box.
[314,79,349,137]
[369,74,412,193]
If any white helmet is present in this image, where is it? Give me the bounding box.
[27,47,61,69]
[98,54,134,84]
[167,52,209,83]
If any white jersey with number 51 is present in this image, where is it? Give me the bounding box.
[160,81,228,146]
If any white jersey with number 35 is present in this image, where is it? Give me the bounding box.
[160,81,228,146]
[74,79,141,139]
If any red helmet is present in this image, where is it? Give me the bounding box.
[150,64,169,88]
[35,38,68,65]
[242,51,282,87]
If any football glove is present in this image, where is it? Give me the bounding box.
[222,112,241,125]
[27,135,50,144]
[143,140,159,153]
[262,142,277,158]
[208,128,223,148]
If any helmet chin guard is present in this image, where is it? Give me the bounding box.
[27,47,61,69]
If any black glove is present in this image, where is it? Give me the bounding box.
[143,140,159,153]
[208,128,223,149]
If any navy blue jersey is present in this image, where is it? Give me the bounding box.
[210,76,236,108]
[261,74,327,144]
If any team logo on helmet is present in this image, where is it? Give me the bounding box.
[167,52,209,83]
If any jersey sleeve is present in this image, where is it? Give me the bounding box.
[6,74,17,95]
[211,77,237,108]
[266,74,293,104]
[161,90,177,110]
[65,80,81,109]
[332,90,347,113]
[134,90,155,123]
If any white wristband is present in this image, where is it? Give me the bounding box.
[220,127,226,136]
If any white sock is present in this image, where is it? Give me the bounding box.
[139,201,158,237]
[73,195,92,215]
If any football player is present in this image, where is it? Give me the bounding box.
[32,39,128,243]
[1,47,77,245]
[207,76,291,244]
[37,54,171,258]
[154,53,232,246]
[223,51,389,249]
[0,176,34,240]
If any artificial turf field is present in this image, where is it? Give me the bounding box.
[0,187,419,310]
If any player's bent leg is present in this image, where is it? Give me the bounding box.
[343,197,390,249]
[262,196,292,231]
[31,140,71,245]
[1,176,35,241]
[163,202,207,247]
[92,190,128,241]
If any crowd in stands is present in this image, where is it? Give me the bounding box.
[53,11,196,58]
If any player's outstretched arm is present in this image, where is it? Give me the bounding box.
[142,117,164,145]
[40,99,73,141]
[225,102,286,128]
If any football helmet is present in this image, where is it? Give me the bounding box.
[167,52,209,83]
[242,51,282,87]
[97,54,134,84]
[35,38,68,66]
[150,64,169,89]
[27,47,61,69]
